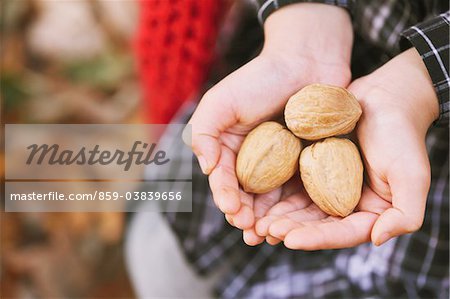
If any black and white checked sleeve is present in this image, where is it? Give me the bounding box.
[401,11,450,126]
[253,0,354,24]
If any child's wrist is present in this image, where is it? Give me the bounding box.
[380,48,438,131]
[357,48,439,134]
[404,48,440,127]
[262,3,353,66]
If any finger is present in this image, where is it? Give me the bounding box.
[255,215,279,237]
[371,149,430,246]
[185,90,236,174]
[285,204,328,222]
[266,235,281,246]
[251,189,282,236]
[266,193,311,216]
[269,218,300,240]
[255,192,311,236]
[284,212,378,250]
[243,229,265,246]
[208,146,241,214]
[220,132,245,153]
[225,214,235,227]
[356,186,391,215]
[253,188,283,218]
[232,190,254,230]
[269,205,327,239]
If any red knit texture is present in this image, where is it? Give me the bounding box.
[135,0,226,123]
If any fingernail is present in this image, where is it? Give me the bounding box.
[197,155,209,174]
[376,232,390,246]
[181,125,192,147]
[225,214,234,226]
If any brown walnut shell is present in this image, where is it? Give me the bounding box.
[300,137,363,217]
[236,121,302,194]
[285,84,362,140]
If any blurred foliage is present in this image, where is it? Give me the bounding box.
[1,74,30,112]
[1,0,139,123]
[62,50,134,92]
[1,0,139,297]
[0,0,34,32]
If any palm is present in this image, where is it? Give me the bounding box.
[209,136,302,245]
[190,54,350,245]
[356,109,430,243]
[259,82,432,250]
[257,183,391,249]
[203,56,308,232]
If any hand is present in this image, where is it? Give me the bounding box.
[231,175,304,246]
[184,3,353,244]
[256,184,391,249]
[260,48,439,249]
[352,47,438,245]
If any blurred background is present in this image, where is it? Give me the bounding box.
[1,0,261,297]
[1,0,140,297]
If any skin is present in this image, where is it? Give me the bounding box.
[185,3,439,249]
[186,3,353,245]
[259,47,439,249]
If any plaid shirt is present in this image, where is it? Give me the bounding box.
[148,1,450,298]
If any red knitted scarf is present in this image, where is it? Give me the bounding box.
[135,0,226,123]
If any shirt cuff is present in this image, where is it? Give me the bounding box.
[254,0,354,24]
[400,12,450,127]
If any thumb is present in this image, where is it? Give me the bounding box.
[183,90,236,175]
[371,148,431,246]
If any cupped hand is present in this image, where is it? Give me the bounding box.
[184,3,353,244]
[256,184,391,250]
[350,48,439,246]
[260,48,439,249]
